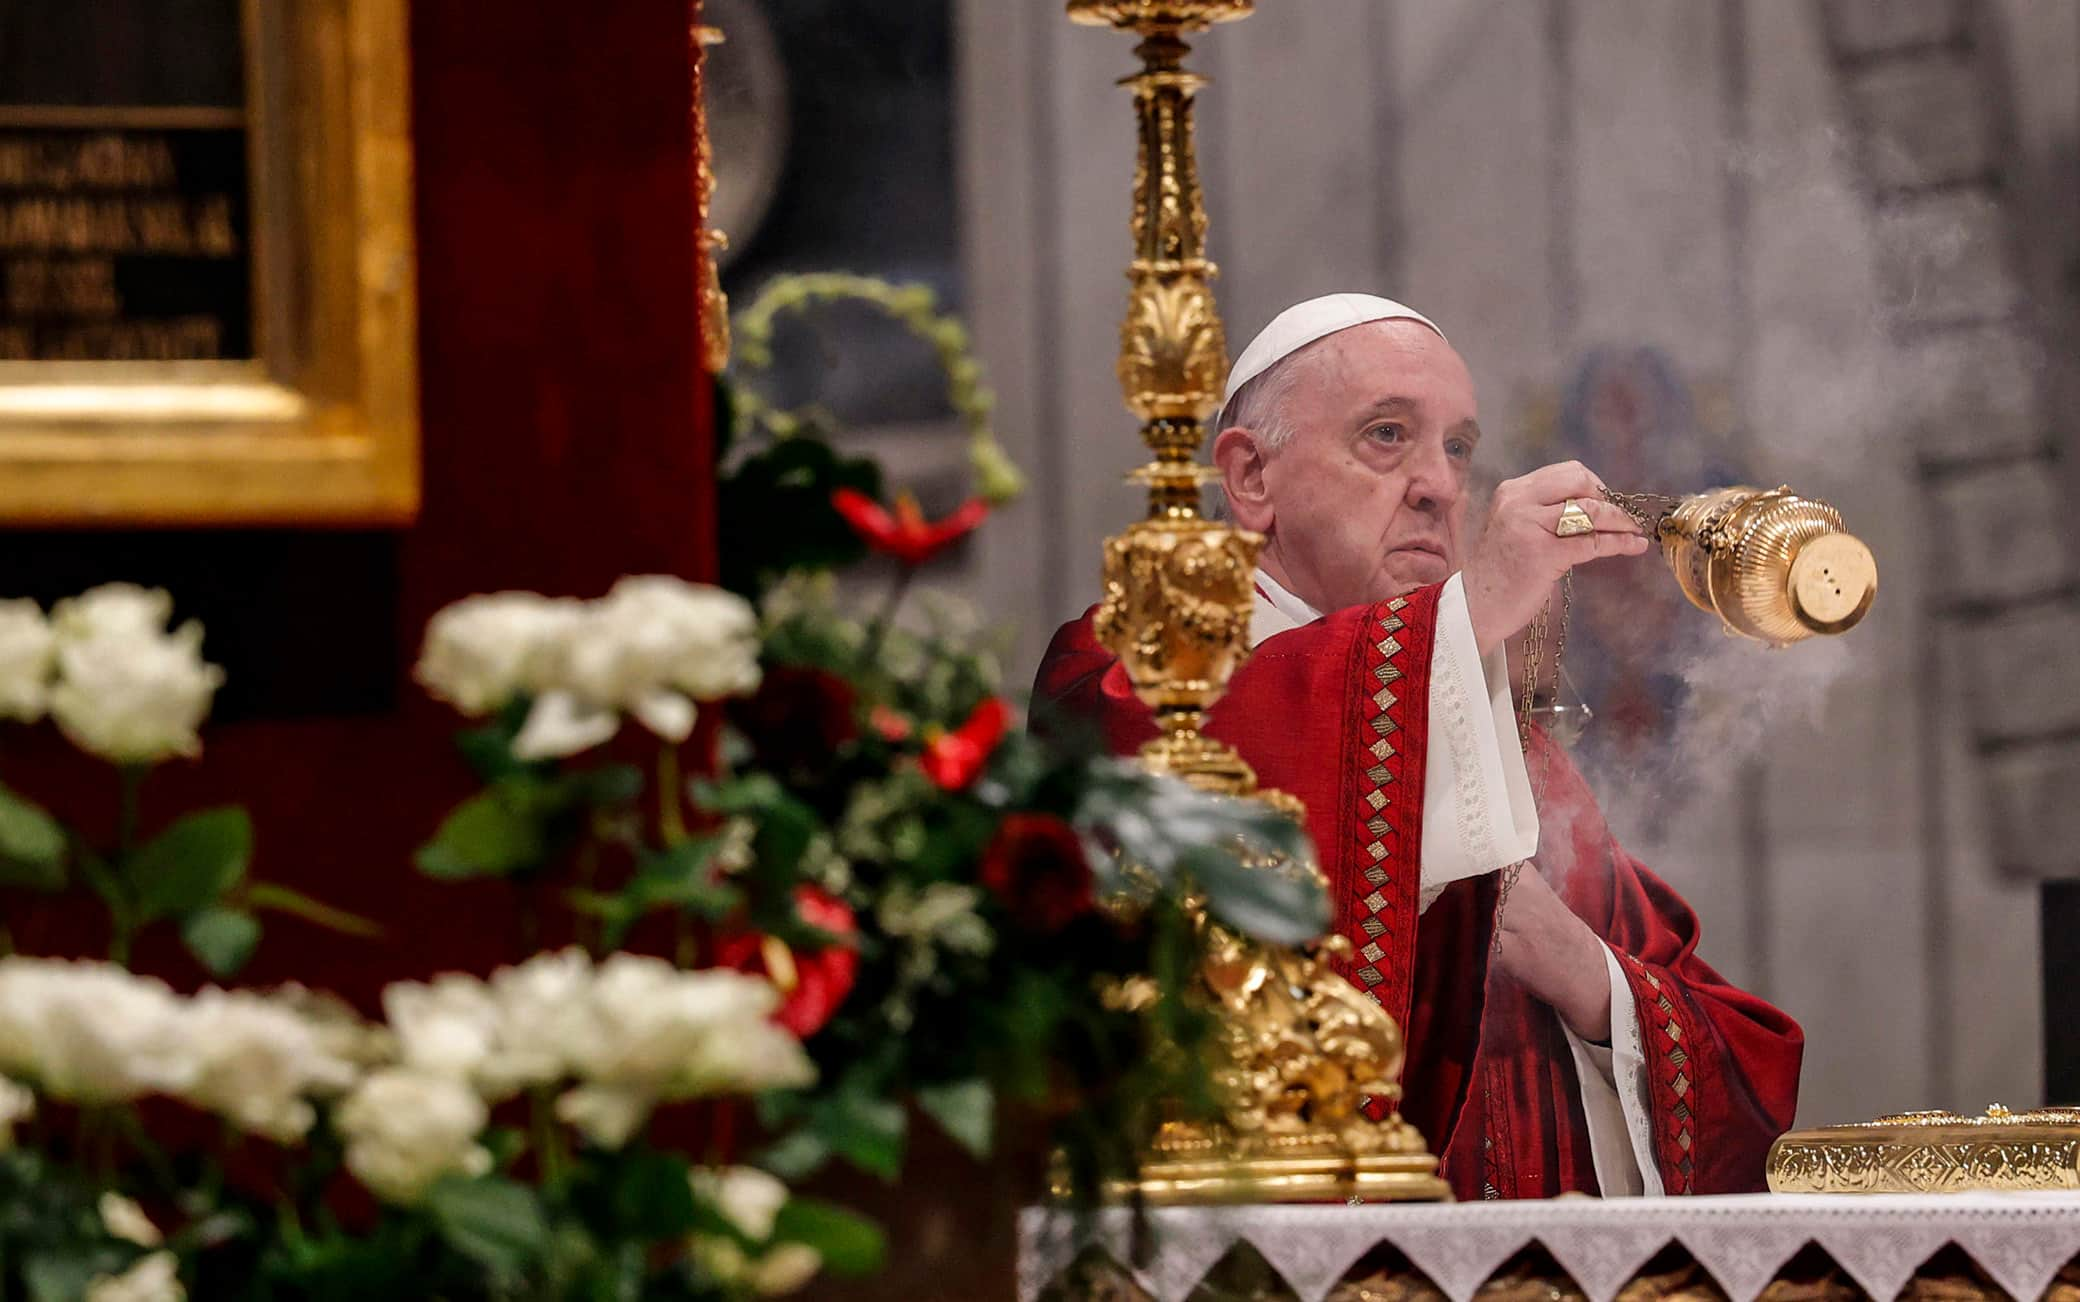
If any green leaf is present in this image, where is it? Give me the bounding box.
[1185,844,1331,946]
[917,1078,994,1159]
[454,698,537,782]
[693,776,819,889]
[571,763,643,807]
[770,1197,886,1277]
[718,432,885,598]
[814,1092,907,1181]
[631,837,738,914]
[426,1175,549,1276]
[23,1245,139,1302]
[246,882,383,938]
[182,906,261,976]
[130,806,252,921]
[755,1129,832,1183]
[415,785,546,880]
[0,783,65,889]
[604,1149,700,1240]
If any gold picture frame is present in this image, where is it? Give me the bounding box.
[0,0,418,526]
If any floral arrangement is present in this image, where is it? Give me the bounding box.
[0,585,364,973]
[0,279,1328,1300]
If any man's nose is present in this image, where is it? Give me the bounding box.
[1404,440,1463,513]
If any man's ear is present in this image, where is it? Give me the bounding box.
[1213,426,1274,532]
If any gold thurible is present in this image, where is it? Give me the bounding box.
[1655,487,1877,646]
[1064,0,1448,1205]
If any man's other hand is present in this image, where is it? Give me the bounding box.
[1461,461,1649,657]
[1495,863,1614,1042]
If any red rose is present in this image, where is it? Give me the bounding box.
[979,814,1093,934]
[729,666,858,776]
[713,886,859,1037]
[920,698,1012,791]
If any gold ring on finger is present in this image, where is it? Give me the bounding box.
[1555,499,1595,538]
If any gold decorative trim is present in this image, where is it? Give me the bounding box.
[693,21,730,375]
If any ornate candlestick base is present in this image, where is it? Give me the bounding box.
[1057,932,1450,1204]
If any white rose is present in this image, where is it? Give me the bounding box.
[0,1076,32,1150]
[602,576,762,703]
[85,1251,183,1302]
[334,1069,491,1205]
[415,592,587,718]
[555,577,761,746]
[178,989,359,1142]
[51,584,172,643]
[263,985,394,1080]
[554,1083,652,1150]
[381,974,502,1091]
[0,599,53,722]
[704,1019,820,1096]
[49,624,223,765]
[692,1165,788,1242]
[750,1244,823,1296]
[99,1193,162,1247]
[510,689,620,762]
[483,948,593,1092]
[690,1239,821,1298]
[574,957,812,1100]
[0,959,196,1104]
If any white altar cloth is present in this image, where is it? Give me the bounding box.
[1019,1194,2080,1302]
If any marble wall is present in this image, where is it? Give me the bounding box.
[954,0,2063,1128]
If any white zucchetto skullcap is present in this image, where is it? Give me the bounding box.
[1221,293,1447,409]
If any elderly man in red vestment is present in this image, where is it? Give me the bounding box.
[1034,295,1803,1199]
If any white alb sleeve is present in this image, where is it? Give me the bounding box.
[1558,944,1665,1196]
[1419,574,1540,912]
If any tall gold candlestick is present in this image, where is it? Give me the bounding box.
[1064,0,1448,1205]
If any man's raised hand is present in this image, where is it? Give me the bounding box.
[1460,461,1650,658]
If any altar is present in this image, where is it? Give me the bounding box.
[1020,1196,2080,1302]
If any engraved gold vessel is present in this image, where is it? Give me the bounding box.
[1768,1105,2080,1194]
[1656,486,1877,647]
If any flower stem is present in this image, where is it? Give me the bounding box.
[108,765,145,964]
[575,820,604,956]
[529,1086,569,1188]
[116,763,143,855]
[860,567,917,672]
[658,743,689,846]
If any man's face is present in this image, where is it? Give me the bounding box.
[1241,320,1481,613]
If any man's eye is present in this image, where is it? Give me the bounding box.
[1365,423,1404,444]
[1447,439,1473,460]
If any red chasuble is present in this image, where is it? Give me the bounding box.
[1033,580,1803,1198]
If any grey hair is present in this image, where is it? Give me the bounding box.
[1206,347,1311,519]
[1215,349,1309,453]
